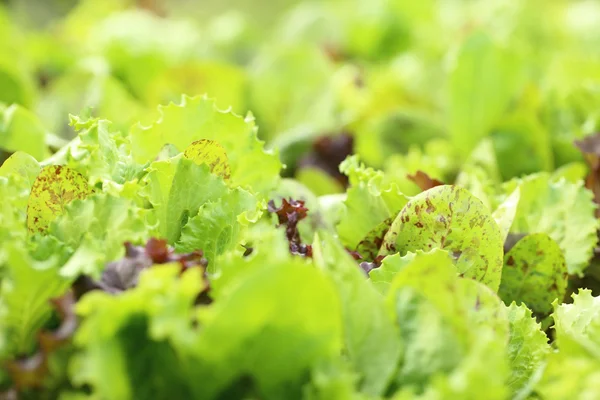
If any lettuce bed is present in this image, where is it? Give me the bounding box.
[2,1,600,399]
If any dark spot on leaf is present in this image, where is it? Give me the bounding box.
[268,198,312,257]
[407,170,444,192]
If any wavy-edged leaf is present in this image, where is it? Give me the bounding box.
[505,173,599,275]
[140,155,230,244]
[70,265,205,400]
[385,251,509,393]
[552,289,600,358]
[49,194,154,277]
[176,188,257,268]
[506,303,550,400]
[337,155,407,249]
[130,95,281,194]
[0,245,70,357]
[499,233,567,316]
[191,259,343,399]
[42,116,144,187]
[26,165,94,233]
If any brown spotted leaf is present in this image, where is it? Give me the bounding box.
[26,166,93,233]
[498,233,567,317]
[355,217,394,261]
[184,139,231,180]
[391,185,504,291]
[407,170,444,192]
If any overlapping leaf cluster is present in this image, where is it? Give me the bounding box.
[2,0,600,399]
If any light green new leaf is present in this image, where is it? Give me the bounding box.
[140,155,230,244]
[391,185,504,291]
[506,303,550,399]
[337,155,407,249]
[386,251,509,393]
[499,234,567,316]
[535,351,600,400]
[0,151,39,185]
[0,151,39,212]
[0,178,29,251]
[49,193,153,277]
[176,188,257,268]
[455,138,502,210]
[42,116,144,186]
[26,165,94,233]
[0,153,39,251]
[0,244,70,357]
[191,259,343,399]
[552,289,600,358]
[313,232,401,396]
[505,173,599,275]
[0,103,49,160]
[369,250,449,295]
[418,333,509,400]
[492,187,520,243]
[71,265,205,400]
[130,95,281,194]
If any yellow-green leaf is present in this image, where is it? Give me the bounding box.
[26,165,93,233]
[183,139,231,180]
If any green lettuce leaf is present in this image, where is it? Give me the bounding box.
[313,231,401,396]
[49,193,154,277]
[0,244,70,358]
[0,151,40,187]
[176,188,258,269]
[130,95,281,194]
[535,350,600,400]
[42,116,145,187]
[455,138,502,209]
[505,303,550,399]
[369,250,450,295]
[552,289,600,358]
[190,258,343,399]
[385,251,509,394]
[504,173,599,276]
[388,185,504,291]
[0,152,39,249]
[71,265,204,400]
[139,155,231,244]
[0,103,48,161]
[336,155,407,250]
[499,233,568,316]
[448,31,522,155]
[491,187,520,243]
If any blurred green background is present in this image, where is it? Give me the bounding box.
[1,0,600,196]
